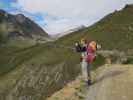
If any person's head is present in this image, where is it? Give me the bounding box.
[80,37,87,45]
[89,41,97,50]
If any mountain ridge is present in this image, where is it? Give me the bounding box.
[0,9,49,43]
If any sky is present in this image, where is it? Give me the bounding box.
[0,0,133,35]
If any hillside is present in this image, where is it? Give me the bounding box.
[56,4,133,50]
[0,4,133,100]
[0,9,49,44]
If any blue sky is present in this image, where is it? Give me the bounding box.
[0,0,48,29]
[0,0,133,35]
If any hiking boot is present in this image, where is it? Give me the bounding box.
[87,79,92,86]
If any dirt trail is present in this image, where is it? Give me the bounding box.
[85,64,133,100]
[46,64,133,100]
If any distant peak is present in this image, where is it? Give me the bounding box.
[15,14,26,23]
[0,9,6,14]
[0,9,7,16]
[16,14,25,17]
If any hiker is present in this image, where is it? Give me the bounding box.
[75,38,98,86]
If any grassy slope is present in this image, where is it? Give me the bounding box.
[0,41,105,76]
[56,5,133,50]
[0,42,78,75]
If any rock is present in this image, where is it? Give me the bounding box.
[15,14,26,24]
[85,65,133,100]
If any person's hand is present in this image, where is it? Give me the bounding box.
[97,44,101,50]
[75,42,79,46]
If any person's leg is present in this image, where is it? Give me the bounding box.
[87,63,92,85]
[81,60,89,83]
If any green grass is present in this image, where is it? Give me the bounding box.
[0,44,49,75]
[125,58,133,64]
[91,55,105,70]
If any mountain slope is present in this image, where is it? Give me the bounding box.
[56,4,133,50]
[0,10,49,43]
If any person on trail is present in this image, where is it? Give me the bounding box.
[75,38,98,86]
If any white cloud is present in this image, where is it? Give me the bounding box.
[17,0,133,35]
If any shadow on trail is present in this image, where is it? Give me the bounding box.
[93,67,126,85]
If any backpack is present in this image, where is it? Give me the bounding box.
[86,42,96,63]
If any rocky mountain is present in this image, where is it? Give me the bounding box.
[0,9,49,43]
